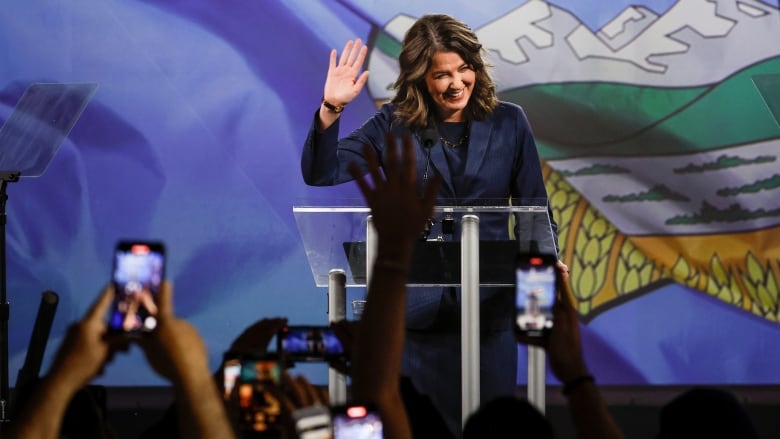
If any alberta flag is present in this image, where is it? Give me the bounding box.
[362,0,780,383]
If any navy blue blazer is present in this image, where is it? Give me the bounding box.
[302,101,558,329]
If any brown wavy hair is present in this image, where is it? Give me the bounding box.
[391,14,497,131]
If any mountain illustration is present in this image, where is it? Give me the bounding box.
[366,0,780,98]
[597,6,659,51]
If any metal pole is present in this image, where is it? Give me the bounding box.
[460,214,480,426]
[527,346,546,413]
[0,177,17,424]
[327,269,347,404]
[365,215,376,285]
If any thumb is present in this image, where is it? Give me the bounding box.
[85,283,115,323]
[157,280,174,317]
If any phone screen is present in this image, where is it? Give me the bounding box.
[515,253,557,336]
[109,241,165,334]
[234,356,284,437]
[331,404,383,439]
[277,325,345,362]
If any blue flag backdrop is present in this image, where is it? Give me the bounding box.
[1,0,779,387]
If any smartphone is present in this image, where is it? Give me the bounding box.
[514,253,558,337]
[277,325,345,362]
[331,403,383,439]
[293,405,331,439]
[108,241,165,334]
[232,353,285,437]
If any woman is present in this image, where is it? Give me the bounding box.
[301,14,566,438]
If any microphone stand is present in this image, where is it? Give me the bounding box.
[420,128,438,240]
[0,171,20,424]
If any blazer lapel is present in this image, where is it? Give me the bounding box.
[427,138,456,197]
[463,118,494,193]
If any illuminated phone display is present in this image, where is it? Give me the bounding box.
[234,355,284,437]
[278,325,345,362]
[331,404,383,439]
[109,241,165,334]
[515,254,557,336]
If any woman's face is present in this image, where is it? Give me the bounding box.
[424,50,475,122]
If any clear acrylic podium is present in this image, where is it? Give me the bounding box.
[293,198,557,424]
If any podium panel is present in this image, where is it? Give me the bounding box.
[293,199,556,287]
[343,240,517,286]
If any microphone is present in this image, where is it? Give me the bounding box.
[421,127,438,147]
[419,127,438,240]
[12,291,59,412]
[420,127,438,186]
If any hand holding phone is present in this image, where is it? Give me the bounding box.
[515,253,558,337]
[109,241,165,335]
[223,352,285,437]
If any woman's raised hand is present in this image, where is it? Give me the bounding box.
[323,39,370,107]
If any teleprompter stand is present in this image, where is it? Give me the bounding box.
[0,82,97,424]
[294,198,557,427]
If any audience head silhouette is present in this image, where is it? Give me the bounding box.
[463,396,555,439]
[657,387,758,439]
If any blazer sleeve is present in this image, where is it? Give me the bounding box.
[301,105,394,186]
[509,104,560,255]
